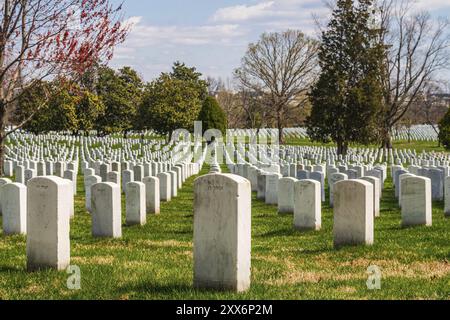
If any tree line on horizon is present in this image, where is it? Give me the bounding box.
[12,62,227,139]
[4,0,450,157]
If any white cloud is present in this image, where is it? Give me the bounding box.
[123,16,143,29]
[210,0,328,26]
[414,0,450,10]
[122,17,245,46]
[110,16,249,80]
[110,1,449,81]
[211,1,276,22]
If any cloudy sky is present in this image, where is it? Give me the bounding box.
[109,0,450,82]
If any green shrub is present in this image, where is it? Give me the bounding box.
[438,109,450,149]
[197,96,227,137]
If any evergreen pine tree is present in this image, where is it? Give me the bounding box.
[306,0,384,155]
[438,109,450,150]
[198,96,228,136]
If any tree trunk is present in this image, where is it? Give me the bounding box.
[0,135,5,176]
[0,101,6,176]
[277,112,284,145]
[381,127,393,149]
[336,139,348,156]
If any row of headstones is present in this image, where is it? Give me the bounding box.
[7,143,174,172]
[228,160,387,208]
[392,165,450,216]
[231,143,356,168]
[2,160,78,180]
[6,135,168,165]
[392,164,450,201]
[228,162,381,224]
[228,140,450,165]
[391,125,439,141]
[0,161,202,270]
[5,133,203,185]
[6,132,177,166]
[0,173,158,237]
[228,159,444,227]
[228,125,439,142]
[192,167,447,293]
[0,162,441,293]
[1,154,201,231]
[80,143,174,164]
[6,131,178,161]
[84,162,201,221]
[4,157,186,189]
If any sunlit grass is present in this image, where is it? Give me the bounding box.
[0,161,449,300]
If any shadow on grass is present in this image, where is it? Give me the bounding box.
[277,212,294,217]
[0,265,26,274]
[257,228,298,238]
[297,247,332,255]
[253,213,278,218]
[171,229,193,235]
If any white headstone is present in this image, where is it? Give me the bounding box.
[2,183,27,235]
[329,172,348,207]
[361,176,381,217]
[157,172,171,202]
[193,173,251,292]
[278,177,297,214]
[14,166,25,184]
[294,179,321,230]
[126,182,146,226]
[85,175,101,213]
[91,182,122,238]
[0,178,12,215]
[445,176,450,217]
[27,177,71,271]
[122,169,134,192]
[333,180,374,247]
[63,170,77,195]
[142,176,160,214]
[265,173,282,205]
[401,176,432,227]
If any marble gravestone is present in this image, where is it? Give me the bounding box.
[91,182,122,238]
[333,180,374,247]
[26,177,71,271]
[193,173,251,292]
[293,179,321,231]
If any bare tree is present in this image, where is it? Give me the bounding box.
[420,81,448,135]
[377,0,450,148]
[234,30,319,143]
[214,78,243,128]
[0,0,128,173]
[206,76,225,97]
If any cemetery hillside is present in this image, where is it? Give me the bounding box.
[0,0,449,302]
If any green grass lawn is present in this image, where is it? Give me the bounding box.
[0,162,449,300]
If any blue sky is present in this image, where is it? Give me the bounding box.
[109,0,450,82]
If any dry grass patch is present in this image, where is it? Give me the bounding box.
[253,254,281,263]
[134,239,192,248]
[341,258,450,279]
[337,286,357,294]
[72,255,115,265]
